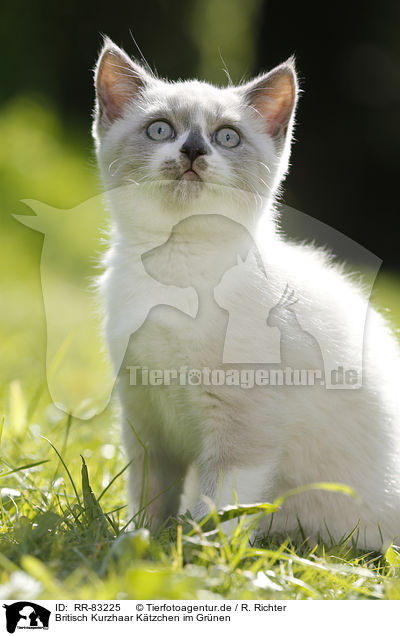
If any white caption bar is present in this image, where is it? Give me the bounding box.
[1,599,397,635]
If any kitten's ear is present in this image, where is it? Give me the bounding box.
[93,37,151,134]
[241,59,298,143]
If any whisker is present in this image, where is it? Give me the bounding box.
[129,29,154,76]
[218,48,233,87]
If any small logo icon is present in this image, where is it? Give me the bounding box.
[3,603,50,634]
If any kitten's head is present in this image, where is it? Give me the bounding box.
[93,37,298,211]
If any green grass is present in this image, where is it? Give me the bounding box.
[1,410,400,600]
[1,96,400,600]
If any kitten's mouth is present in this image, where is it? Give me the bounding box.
[180,169,202,182]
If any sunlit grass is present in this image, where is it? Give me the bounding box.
[1,404,400,600]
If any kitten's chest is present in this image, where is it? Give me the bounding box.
[113,254,289,461]
[126,299,229,371]
[110,248,280,373]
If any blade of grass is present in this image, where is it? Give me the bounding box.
[98,460,132,502]
[0,415,4,447]
[40,435,82,508]
[81,455,113,537]
[273,481,357,507]
[0,459,49,477]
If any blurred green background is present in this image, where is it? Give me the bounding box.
[0,0,399,456]
[0,2,399,600]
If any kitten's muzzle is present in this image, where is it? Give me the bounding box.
[182,169,201,181]
[177,131,209,182]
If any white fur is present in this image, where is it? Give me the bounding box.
[94,40,400,550]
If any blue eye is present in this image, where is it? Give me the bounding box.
[214,127,240,148]
[147,120,174,141]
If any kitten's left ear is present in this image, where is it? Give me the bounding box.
[240,59,298,143]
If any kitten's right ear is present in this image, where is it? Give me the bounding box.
[93,37,151,135]
[240,59,298,146]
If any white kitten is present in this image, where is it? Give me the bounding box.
[93,38,400,550]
